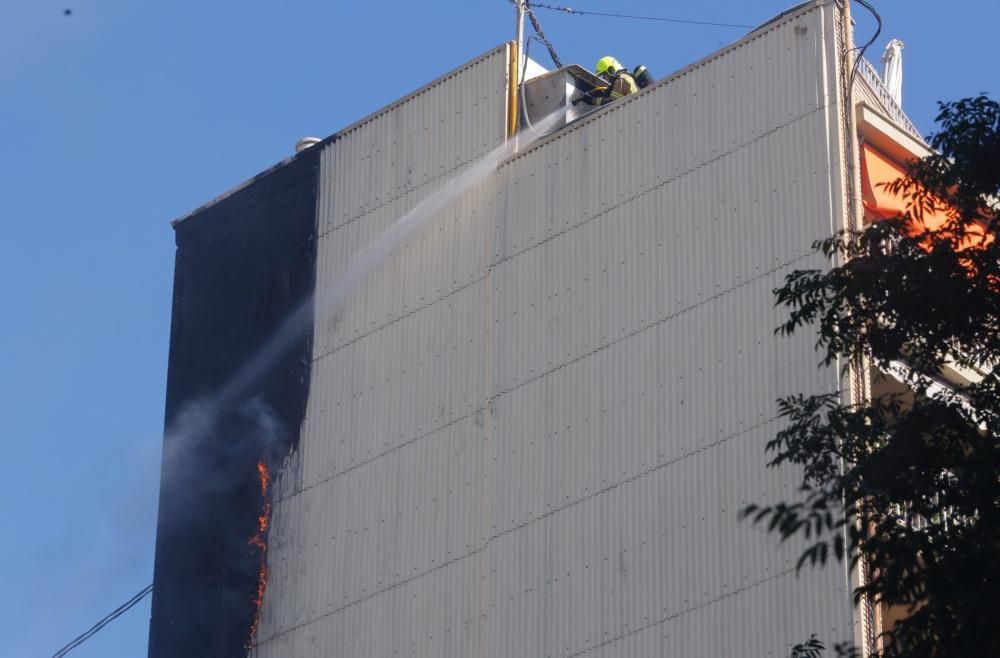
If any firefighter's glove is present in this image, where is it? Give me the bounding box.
[572,86,607,106]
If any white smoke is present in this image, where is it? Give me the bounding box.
[141,105,569,657]
[166,107,568,450]
[316,109,567,323]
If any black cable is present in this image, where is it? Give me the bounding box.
[528,2,753,29]
[51,585,153,658]
[520,35,539,133]
[837,1,881,244]
[526,9,563,68]
[521,34,537,81]
[847,0,882,92]
[50,584,154,658]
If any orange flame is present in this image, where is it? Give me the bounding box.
[256,460,270,497]
[247,459,271,650]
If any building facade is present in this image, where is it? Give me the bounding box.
[150,1,925,655]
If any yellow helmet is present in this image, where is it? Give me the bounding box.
[595,56,622,78]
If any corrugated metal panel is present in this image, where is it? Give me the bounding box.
[319,46,510,236]
[254,43,510,657]
[255,3,857,656]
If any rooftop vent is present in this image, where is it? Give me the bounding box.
[295,137,322,153]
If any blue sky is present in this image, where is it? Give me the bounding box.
[2,1,996,656]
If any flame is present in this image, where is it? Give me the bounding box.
[256,459,270,498]
[247,459,271,650]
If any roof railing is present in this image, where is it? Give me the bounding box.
[857,56,923,142]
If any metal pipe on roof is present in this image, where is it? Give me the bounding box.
[508,41,520,137]
[514,0,526,72]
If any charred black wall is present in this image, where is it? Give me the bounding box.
[148,150,319,658]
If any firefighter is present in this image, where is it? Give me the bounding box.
[580,56,653,107]
[631,63,654,89]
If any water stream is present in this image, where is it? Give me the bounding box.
[163,107,568,464]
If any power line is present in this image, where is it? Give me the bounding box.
[528,2,753,29]
[848,0,882,91]
[50,584,154,658]
[527,8,564,68]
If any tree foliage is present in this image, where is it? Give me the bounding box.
[743,95,1000,657]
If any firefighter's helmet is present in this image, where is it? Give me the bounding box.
[595,56,622,79]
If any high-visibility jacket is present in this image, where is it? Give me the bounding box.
[589,70,640,106]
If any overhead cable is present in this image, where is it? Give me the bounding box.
[50,584,154,658]
[527,9,564,68]
[848,0,882,90]
[528,2,753,29]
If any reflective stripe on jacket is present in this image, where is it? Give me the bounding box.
[632,65,654,89]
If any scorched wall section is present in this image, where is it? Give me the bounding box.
[150,149,320,658]
[254,3,856,656]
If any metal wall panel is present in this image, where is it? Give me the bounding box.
[254,43,510,657]
[319,46,510,236]
[255,3,857,656]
